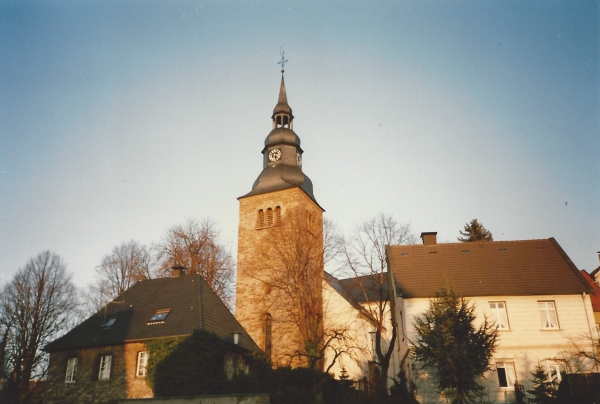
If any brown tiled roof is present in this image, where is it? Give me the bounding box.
[581,271,600,312]
[386,238,591,298]
[45,275,261,353]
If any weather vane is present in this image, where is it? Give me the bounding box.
[277,49,288,73]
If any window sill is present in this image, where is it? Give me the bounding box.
[540,328,562,331]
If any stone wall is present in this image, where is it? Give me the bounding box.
[236,187,324,368]
[45,342,153,404]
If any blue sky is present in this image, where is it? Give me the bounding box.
[1,0,598,288]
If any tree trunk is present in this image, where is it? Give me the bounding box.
[375,322,397,399]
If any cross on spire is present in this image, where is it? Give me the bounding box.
[277,49,288,73]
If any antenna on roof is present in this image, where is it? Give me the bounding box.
[277,48,288,73]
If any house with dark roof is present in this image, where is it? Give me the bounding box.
[43,269,261,404]
[386,233,597,404]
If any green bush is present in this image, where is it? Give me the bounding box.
[149,329,261,397]
[146,329,374,404]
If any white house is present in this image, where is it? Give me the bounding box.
[387,232,598,404]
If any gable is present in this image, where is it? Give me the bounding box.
[387,238,591,298]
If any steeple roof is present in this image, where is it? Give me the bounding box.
[240,73,322,210]
[272,74,293,118]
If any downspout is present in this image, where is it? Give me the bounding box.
[581,292,599,372]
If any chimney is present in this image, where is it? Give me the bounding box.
[170,265,186,277]
[420,232,438,246]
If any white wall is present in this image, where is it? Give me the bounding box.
[322,281,372,381]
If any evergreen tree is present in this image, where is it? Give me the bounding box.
[528,365,557,404]
[412,287,498,404]
[457,219,493,242]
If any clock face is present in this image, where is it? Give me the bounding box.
[268,148,282,162]
[296,152,302,166]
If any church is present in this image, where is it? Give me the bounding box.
[235,68,381,377]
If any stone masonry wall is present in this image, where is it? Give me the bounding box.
[236,187,324,368]
[45,342,153,404]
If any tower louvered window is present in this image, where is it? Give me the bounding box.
[257,209,265,228]
[257,206,282,229]
[275,206,282,225]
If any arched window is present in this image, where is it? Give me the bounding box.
[257,209,265,228]
[267,208,274,227]
[275,206,282,225]
[264,313,272,361]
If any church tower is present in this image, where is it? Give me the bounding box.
[236,71,324,368]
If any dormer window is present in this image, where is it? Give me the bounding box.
[148,309,171,324]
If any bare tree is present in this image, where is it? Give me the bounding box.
[98,240,154,294]
[0,251,79,402]
[322,327,363,374]
[551,333,600,373]
[251,206,326,370]
[341,213,416,397]
[83,240,154,317]
[81,279,113,317]
[155,218,235,310]
[323,218,343,269]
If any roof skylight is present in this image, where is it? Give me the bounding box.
[104,317,117,327]
[148,309,171,324]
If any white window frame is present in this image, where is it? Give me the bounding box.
[65,357,78,383]
[547,362,566,388]
[496,362,516,389]
[539,301,559,329]
[98,355,112,380]
[136,351,148,377]
[489,301,510,330]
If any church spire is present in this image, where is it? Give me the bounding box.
[239,65,322,210]
[272,73,294,128]
[272,50,293,128]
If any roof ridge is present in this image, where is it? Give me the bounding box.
[389,238,554,248]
